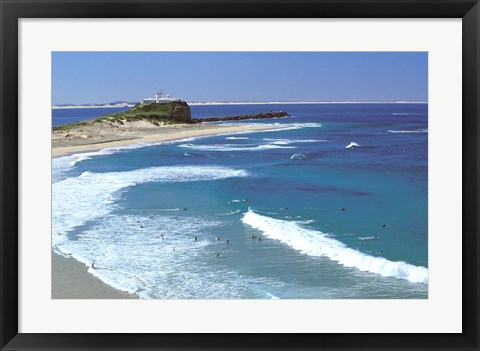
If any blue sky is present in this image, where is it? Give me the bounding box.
[52,52,427,104]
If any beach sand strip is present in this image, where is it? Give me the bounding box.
[52,250,138,299]
[52,124,278,157]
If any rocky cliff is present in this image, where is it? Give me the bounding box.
[108,101,193,124]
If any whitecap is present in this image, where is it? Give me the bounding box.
[242,210,428,284]
[178,143,296,152]
[290,153,309,160]
[52,165,250,248]
[388,129,428,133]
[345,142,360,149]
[264,138,324,145]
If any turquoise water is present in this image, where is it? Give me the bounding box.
[52,103,428,299]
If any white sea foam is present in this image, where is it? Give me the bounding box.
[52,149,117,183]
[57,213,246,298]
[178,143,296,151]
[290,153,310,160]
[279,123,323,130]
[345,142,360,149]
[388,129,428,133]
[266,292,280,299]
[52,165,250,248]
[392,113,426,116]
[242,210,428,284]
[223,209,242,215]
[225,136,250,140]
[263,138,324,145]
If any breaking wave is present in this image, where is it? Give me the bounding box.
[242,210,428,284]
[178,143,296,151]
[345,142,360,149]
[388,129,428,133]
[52,165,250,248]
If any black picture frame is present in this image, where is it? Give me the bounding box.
[1,0,479,350]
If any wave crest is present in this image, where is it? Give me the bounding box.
[53,166,250,247]
[242,210,428,284]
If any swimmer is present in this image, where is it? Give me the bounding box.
[381,224,387,228]
[161,234,164,239]
[340,208,346,211]
[173,247,176,252]
[140,224,144,228]
[91,261,96,270]
[215,236,220,241]
[194,236,197,242]
[226,240,229,245]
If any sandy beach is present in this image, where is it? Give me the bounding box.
[52,250,138,299]
[52,122,279,157]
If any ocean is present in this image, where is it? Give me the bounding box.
[52,103,428,299]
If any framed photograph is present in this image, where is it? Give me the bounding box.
[1,0,479,350]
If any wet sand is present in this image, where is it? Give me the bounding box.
[52,250,138,299]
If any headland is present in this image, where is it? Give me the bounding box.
[52,100,289,157]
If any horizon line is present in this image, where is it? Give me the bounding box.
[52,100,428,108]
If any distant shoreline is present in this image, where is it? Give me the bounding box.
[52,101,428,109]
[52,104,135,110]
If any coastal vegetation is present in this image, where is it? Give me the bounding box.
[53,101,192,131]
[52,100,289,131]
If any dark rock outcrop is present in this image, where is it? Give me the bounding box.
[130,101,192,122]
[170,102,191,122]
[195,111,289,123]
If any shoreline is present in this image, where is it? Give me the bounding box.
[52,123,281,297]
[52,124,279,158]
[52,250,138,299]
